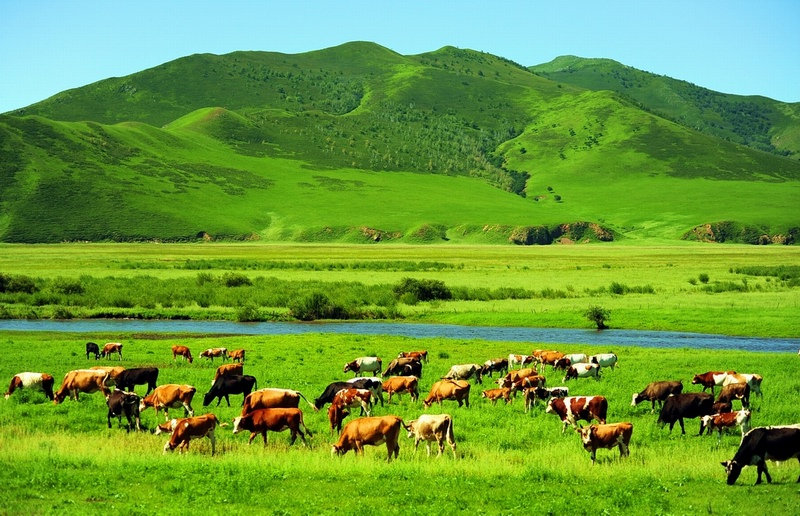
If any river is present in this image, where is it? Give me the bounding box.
[0,319,797,353]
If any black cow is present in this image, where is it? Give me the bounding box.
[203,374,258,407]
[86,342,100,360]
[114,367,159,395]
[722,425,800,485]
[382,357,422,378]
[315,378,382,410]
[106,389,141,432]
[657,392,714,434]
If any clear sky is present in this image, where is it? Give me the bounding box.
[1,0,798,114]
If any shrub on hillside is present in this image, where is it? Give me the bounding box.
[393,278,452,302]
[0,273,38,294]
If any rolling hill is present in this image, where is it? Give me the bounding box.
[1,42,798,244]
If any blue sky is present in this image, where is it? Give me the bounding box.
[1,0,798,114]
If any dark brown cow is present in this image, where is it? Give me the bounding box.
[423,380,471,409]
[398,350,428,364]
[716,382,751,409]
[691,371,736,395]
[163,413,222,455]
[331,415,407,462]
[545,396,608,433]
[211,363,243,385]
[382,376,419,403]
[228,349,246,363]
[232,408,312,446]
[5,372,55,401]
[382,357,422,378]
[106,389,141,432]
[481,387,512,405]
[171,345,193,364]
[140,384,196,421]
[631,380,683,412]
[53,369,111,404]
[481,358,509,378]
[199,347,228,363]
[242,388,317,415]
[657,392,715,434]
[578,422,633,464]
[114,367,159,395]
[101,342,123,360]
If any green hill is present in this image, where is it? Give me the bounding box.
[1,42,798,244]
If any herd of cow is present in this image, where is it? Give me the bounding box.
[4,342,800,485]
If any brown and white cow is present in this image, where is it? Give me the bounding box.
[398,350,428,364]
[243,388,317,415]
[199,347,228,363]
[140,384,196,421]
[53,369,111,404]
[631,380,684,412]
[211,363,243,385]
[563,363,601,382]
[508,374,546,395]
[343,356,382,376]
[328,388,372,433]
[442,364,483,384]
[232,408,312,446]
[577,422,633,465]
[101,342,123,360]
[537,351,566,371]
[508,354,535,369]
[691,371,736,396]
[716,382,751,409]
[331,415,407,462]
[546,396,608,434]
[228,349,246,363]
[382,376,419,404]
[497,368,538,388]
[171,345,193,363]
[423,380,471,409]
[700,410,752,442]
[722,373,763,397]
[406,414,457,458]
[163,413,222,456]
[481,387,512,405]
[5,372,55,401]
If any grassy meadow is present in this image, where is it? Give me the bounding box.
[1,331,799,515]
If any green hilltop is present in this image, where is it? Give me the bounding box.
[1,42,798,244]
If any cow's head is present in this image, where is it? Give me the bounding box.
[331,444,345,457]
[691,375,702,385]
[343,361,355,374]
[202,391,215,407]
[631,392,642,406]
[544,399,556,415]
[231,416,245,434]
[405,420,418,439]
[721,460,743,485]
[577,425,594,449]
[53,392,66,405]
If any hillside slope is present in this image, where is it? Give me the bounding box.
[1,43,798,244]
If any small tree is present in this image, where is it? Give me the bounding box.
[584,305,610,330]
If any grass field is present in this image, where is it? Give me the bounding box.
[1,331,799,515]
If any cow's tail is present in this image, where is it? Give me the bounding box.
[444,415,455,446]
[297,391,319,412]
[299,410,313,438]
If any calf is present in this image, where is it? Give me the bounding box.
[700,410,752,443]
[171,345,193,363]
[106,389,141,432]
[203,374,258,407]
[716,382,750,409]
[481,387,512,405]
[211,363,243,385]
[140,384,196,421]
[578,422,633,465]
[343,356,382,376]
[382,376,419,404]
[631,380,683,412]
[406,414,457,458]
[423,380,471,409]
[331,415,407,463]
[398,350,428,364]
[481,358,508,378]
[5,372,55,401]
[546,396,608,434]
[243,388,316,415]
[442,364,483,385]
[101,342,123,360]
[691,371,736,396]
[657,392,715,434]
[199,347,228,363]
[232,408,311,446]
[563,363,601,382]
[163,414,222,456]
[85,342,100,360]
[114,367,159,395]
[228,349,246,363]
[721,425,800,485]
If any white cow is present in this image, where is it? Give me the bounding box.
[563,363,601,382]
[589,353,618,370]
[722,373,763,397]
[343,356,382,376]
[406,413,457,458]
[442,364,483,384]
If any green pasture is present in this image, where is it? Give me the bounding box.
[1,332,799,515]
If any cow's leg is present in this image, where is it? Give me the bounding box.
[289,429,298,445]
[209,432,216,456]
[678,418,686,435]
[425,441,432,457]
[437,439,445,458]
[224,394,231,408]
[248,432,258,445]
[183,402,194,417]
[590,449,597,465]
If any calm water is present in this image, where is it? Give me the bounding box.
[0,319,797,353]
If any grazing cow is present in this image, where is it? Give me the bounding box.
[721,425,800,485]
[422,380,471,409]
[578,422,633,465]
[498,368,538,389]
[211,363,243,385]
[631,380,684,412]
[552,358,573,371]
[101,342,123,360]
[228,349,246,363]
[154,418,184,436]
[508,375,546,396]
[343,356,382,376]
[346,377,384,407]
[442,364,483,384]
[382,357,422,378]
[5,372,55,401]
[232,408,311,446]
[589,353,618,370]
[508,354,535,369]
[243,388,316,415]
[203,374,258,407]
[700,410,752,442]
[382,376,419,404]
[691,371,736,396]
[406,414,457,458]
[481,358,508,378]
[89,366,126,387]
[315,379,380,410]
[106,389,141,432]
[398,350,428,364]
[163,413,222,456]
[723,373,763,397]
[330,389,372,428]
[537,351,566,371]
[53,369,111,404]
[564,353,588,365]
[712,401,733,414]
[331,415,406,462]
[199,347,228,363]
[563,363,601,382]
[85,342,100,360]
[546,396,608,434]
[657,392,715,434]
[525,386,569,413]
[481,387,512,405]
[114,367,159,395]
[716,382,751,409]
[140,384,196,421]
[171,345,193,363]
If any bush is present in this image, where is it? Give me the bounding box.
[0,273,38,294]
[290,292,334,321]
[222,273,252,287]
[235,304,261,322]
[584,305,610,330]
[393,278,452,302]
[698,273,710,284]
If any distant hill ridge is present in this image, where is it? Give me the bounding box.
[0,42,798,244]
